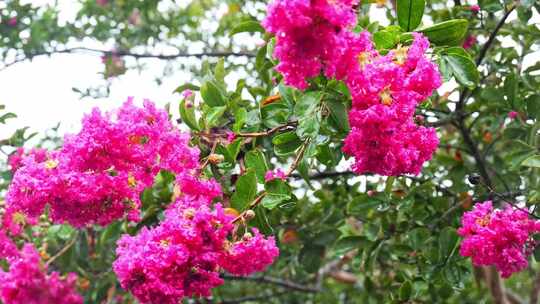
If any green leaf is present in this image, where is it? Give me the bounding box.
[522,155,540,168]
[200,81,225,107]
[231,170,257,211]
[419,19,469,46]
[261,100,291,128]
[214,58,226,87]
[245,149,269,183]
[233,108,247,133]
[334,236,363,256]
[295,92,321,140]
[504,72,518,108]
[0,112,17,124]
[443,53,479,88]
[261,193,290,209]
[373,30,399,50]
[299,244,325,273]
[179,100,200,131]
[206,106,227,127]
[399,281,413,300]
[174,83,200,93]
[272,131,302,156]
[229,20,264,36]
[527,95,540,120]
[408,227,430,251]
[438,227,459,262]
[397,0,425,31]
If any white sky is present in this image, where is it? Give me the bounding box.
[0,1,538,150]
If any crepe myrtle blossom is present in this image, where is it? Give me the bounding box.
[4,99,200,233]
[0,242,83,304]
[458,201,540,278]
[342,33,441,176]
[264,169,287,182]
[113,182,279,303]
[262,0,358,89]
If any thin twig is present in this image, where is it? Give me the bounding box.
[222,274,321,293]
[1,47,255,71]
[45,235,78,267]
[237,122,297,138]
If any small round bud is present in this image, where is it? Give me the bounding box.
[208,154,224,165]
[244,210,256,221]
[367,190,376,197]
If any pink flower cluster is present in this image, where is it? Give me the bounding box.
[263,1,441,176]
[113,180,279,303]
[342,33,441,176]
[458,201,540,278]
[0,238,82,304]
[262,0,359,89]
[5,98,200,234]
[7,148,48,173]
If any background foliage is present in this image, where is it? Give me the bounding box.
[1,0,540,303]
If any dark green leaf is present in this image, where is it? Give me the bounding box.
[231,170,257,211]
[397,0,425,31]
[419,19,469,46]
[245,149,269,183]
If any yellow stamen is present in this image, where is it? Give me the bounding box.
[45,159,58,169]
[393,45,409,65]
[380,87,393,106]
[358,52,371,68]
[128,174,137,188]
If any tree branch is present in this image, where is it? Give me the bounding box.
[222,274,321,293]
[530,270,540,304]
[1,47,255,71]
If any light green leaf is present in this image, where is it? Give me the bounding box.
[200,81,225,107]
[230,20,264,36]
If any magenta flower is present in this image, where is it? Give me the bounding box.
[182,89,193,99]
[4,99,201,233]
[220,228,279,276]
[262,0,358,89]
[7,148,48,173]
[341,33,441,176]
[114,181,279,303]
[264,169,287,182]
[462,35,477,49]
[508,111,518,120]
[458,201,540,278]
[0,244,83,304]
[6,17,17,27]
[470,4,480,13]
